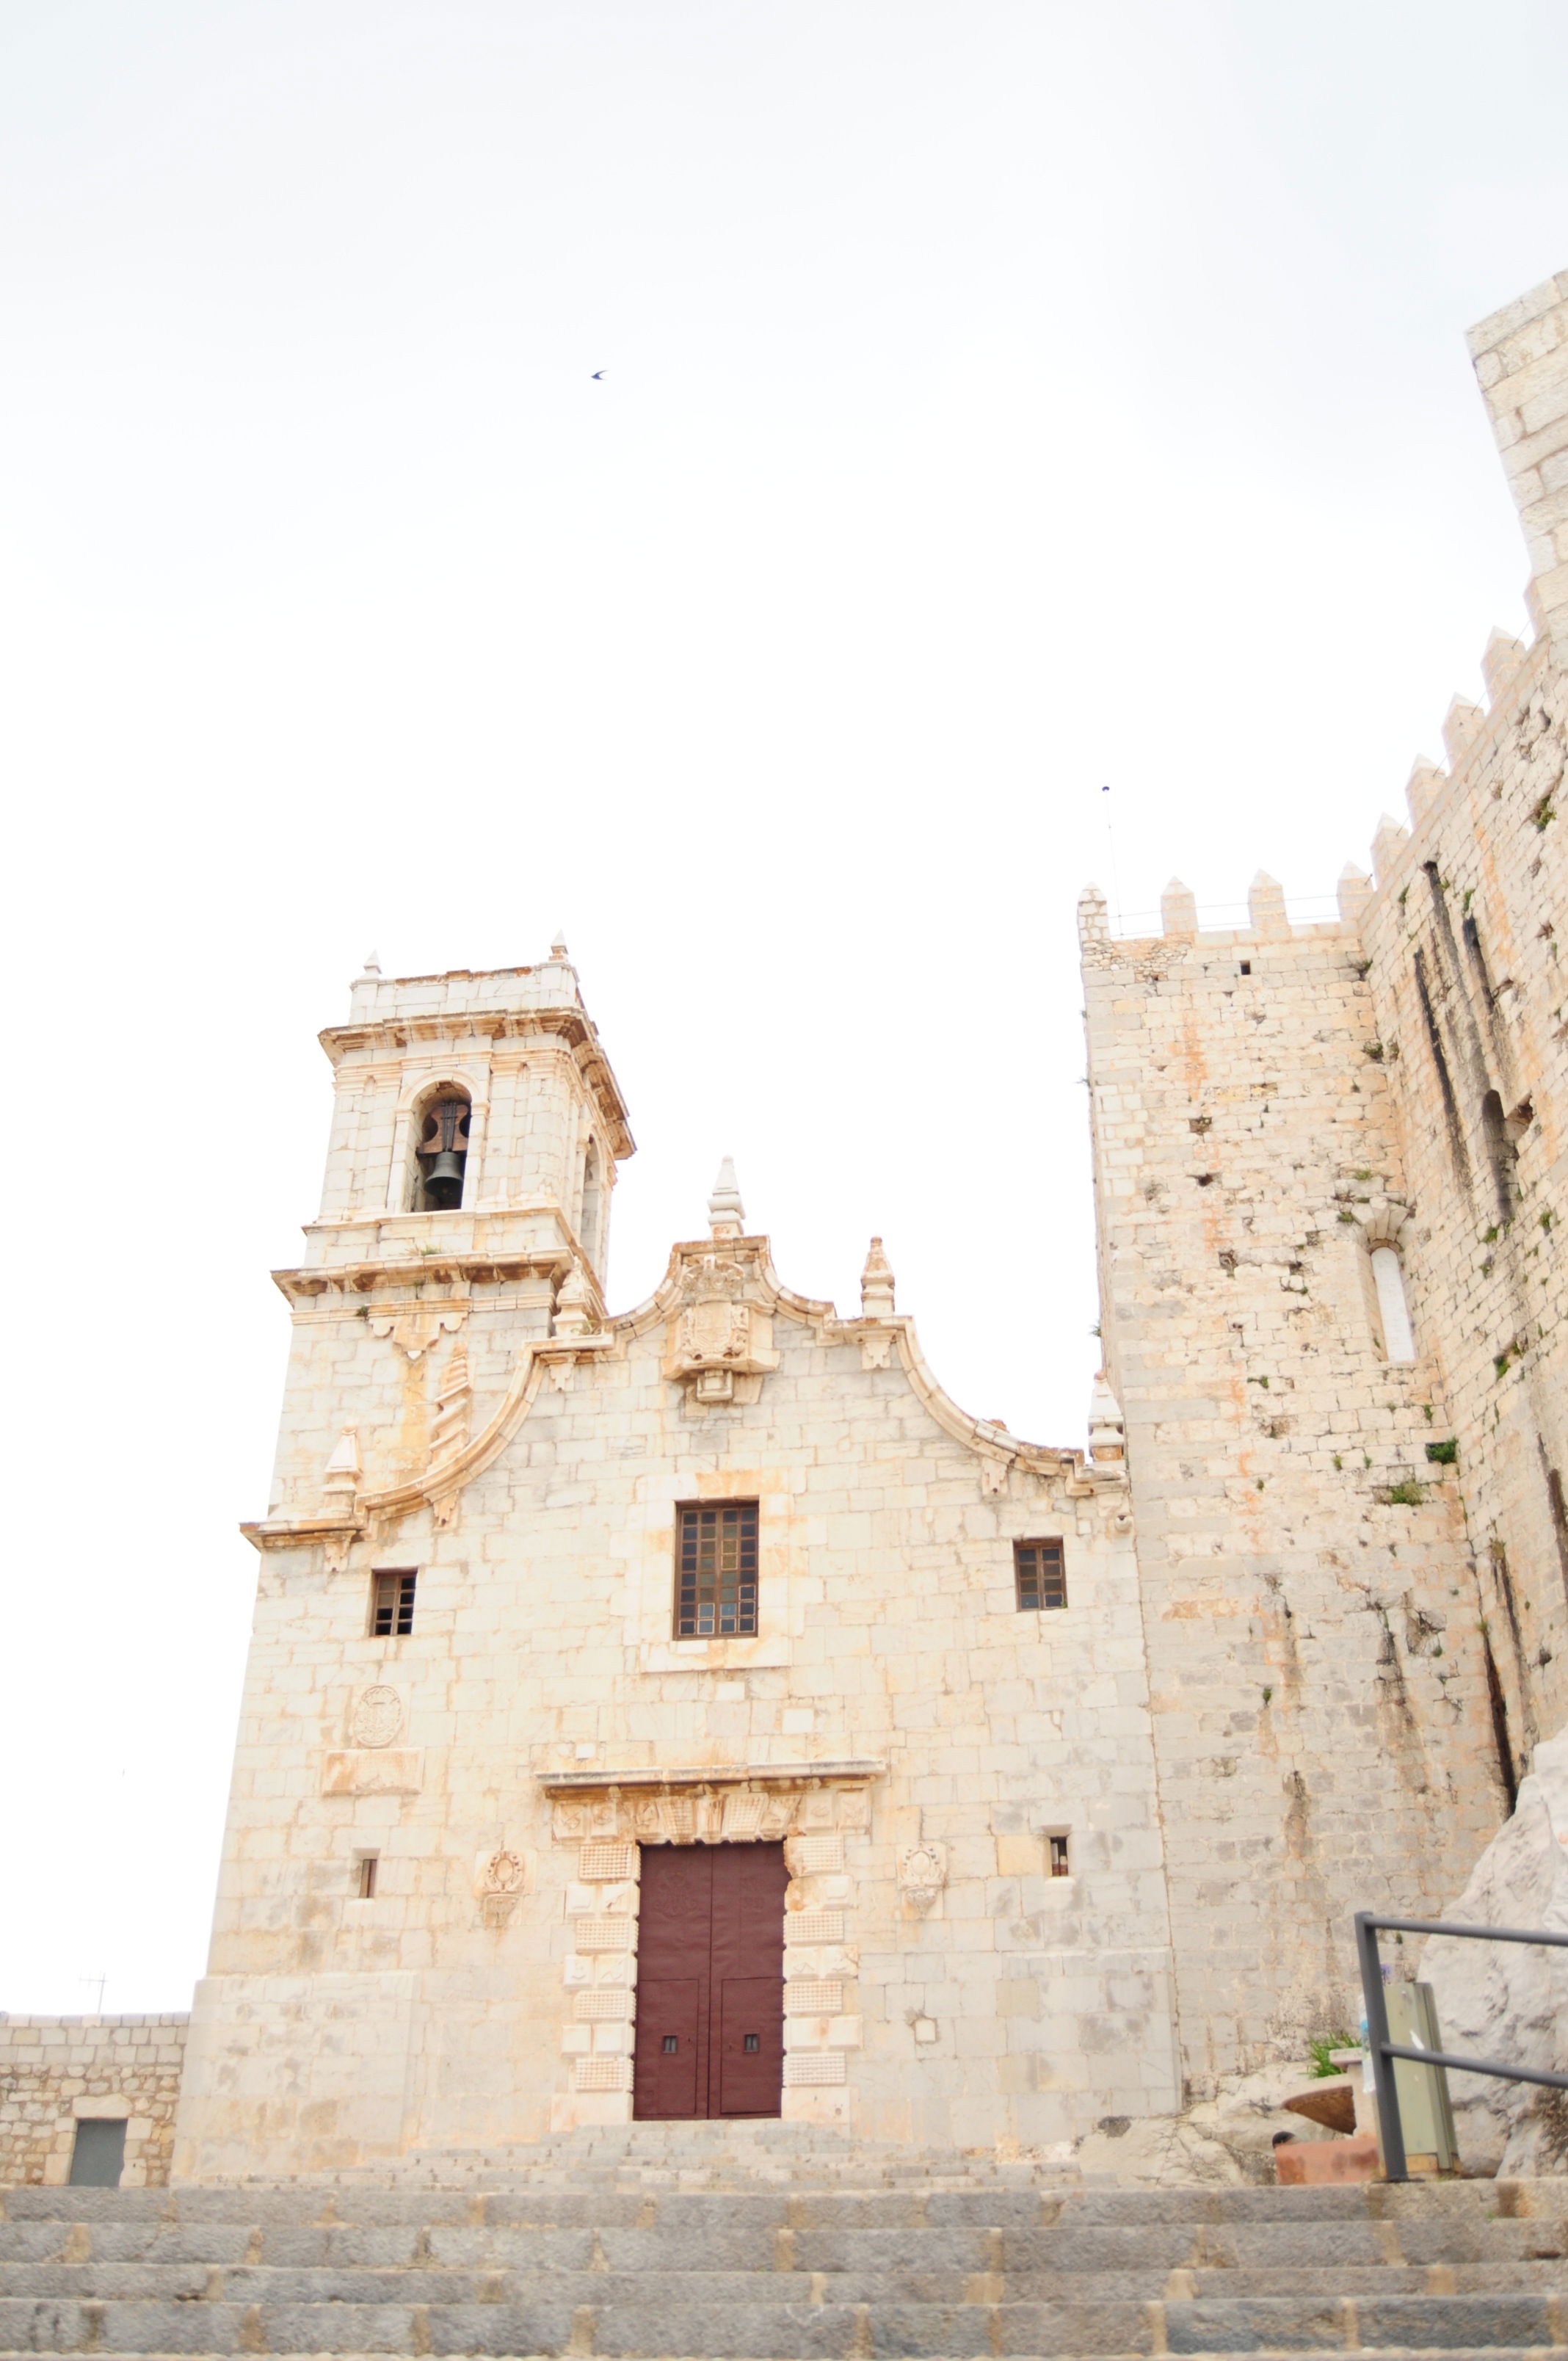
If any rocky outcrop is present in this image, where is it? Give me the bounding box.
[1420,1728,1568,2174]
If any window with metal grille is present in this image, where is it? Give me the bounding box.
[1015,1539,1066,1611]
[675,1502,758,1637]
[370,1569,417,1637]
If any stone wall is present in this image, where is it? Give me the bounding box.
[0,2017,187,2187]
[1079,264,1568,2100]
[1080,884,1503,2099]
[1359,269,1568,1783]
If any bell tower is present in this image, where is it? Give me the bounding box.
[259,938,634,1527]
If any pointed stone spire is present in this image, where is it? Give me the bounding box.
[1077,884,1108,946]
[1160,878,1197,939]
[362,950,382,976]
[1371,813,1412,885]
[552,1263,595,1338]
[1441,696,1485,766]
[1481,627,1527,706]
[1337,864,1372,932]
[708,1157,746,1240]
[550,932,569,959]
[322,1425,361,1510]
[1247,871,1289,940]
[860,1237,896,1319]
[1087,1372,1125,1463]
[1404,757,1447,830]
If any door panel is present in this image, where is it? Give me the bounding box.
[632,1978,701,2119]
[717,1974,784,2117]
[632,1842,785,2118]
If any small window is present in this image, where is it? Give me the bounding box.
[68,2119,126,2188]
[675,1502,758,1636]
[1239,960,1252,975]
[1015,1539,1067,1611]
[1370,1247,1415,1365]
[370,1569,417,1637]
[1048,1835,1071,1878]
[354,1853,379,1899]
[662,2034,678,2053]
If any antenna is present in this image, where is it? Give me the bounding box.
[81,1973,107,2016]
[1101,786,1123,932]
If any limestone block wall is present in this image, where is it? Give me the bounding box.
[1081,884,1505,2097]
[175,1234,1180,2178]
[1353,269,1568,1776]
[0,2017,187,2187]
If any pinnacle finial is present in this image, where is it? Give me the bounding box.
[860,1236,896,1318]
[1088,1371,1125,1462]
[708,1157,746,1238]
[363,950,381,975]
[550,931,569,959]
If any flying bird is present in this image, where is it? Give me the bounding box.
[591,369,606,380]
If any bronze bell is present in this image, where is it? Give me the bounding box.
[421,1098,468,1208]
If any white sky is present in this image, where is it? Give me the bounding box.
[3,0,1565,2014]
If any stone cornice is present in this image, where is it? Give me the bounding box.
[539,1759,885,1796]
[319,1006,634,1158]
[273,1247,578,1305]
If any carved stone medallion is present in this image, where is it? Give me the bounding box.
[350,1684,406,1749]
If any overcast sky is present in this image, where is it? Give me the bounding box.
[3,0,1565,2014]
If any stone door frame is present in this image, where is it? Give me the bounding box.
[540,1760,879,2130]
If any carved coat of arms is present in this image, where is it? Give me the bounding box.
[662,1252,779,1404]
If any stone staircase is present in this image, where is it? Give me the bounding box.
[2,2148,1565,2357]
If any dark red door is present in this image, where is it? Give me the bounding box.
[633,1843,785,2119]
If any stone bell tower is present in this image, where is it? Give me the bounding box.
[256,940,634,1537]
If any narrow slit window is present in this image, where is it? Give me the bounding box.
[355,1853,379,1898]
[1370,1248,1415,1365]
[1015,1539,1067,1611]
[675,1502,758,1636]
[370,1569,417,1637]
[1048,1835,1071,1878]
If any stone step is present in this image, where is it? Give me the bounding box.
[1,2183,1547,2226]
[0,2289,1562,2356]
[3,2255,1567,2302]
[1,2213,1562,2268]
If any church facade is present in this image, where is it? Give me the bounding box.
[3,267,1565,2189]
[172,946,1178,2177]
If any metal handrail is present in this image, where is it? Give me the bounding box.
[1354,1910,1568,2181]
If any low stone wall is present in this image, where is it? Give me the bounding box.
[0,2015,188,2187]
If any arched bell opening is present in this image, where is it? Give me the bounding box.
[580,1139,603,1266]
[410,1089,472,1213]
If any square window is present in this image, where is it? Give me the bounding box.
[370,1569,417,1637]
[68,2119,126,2188]
[675,1502,758,1637]
[1015,1540,1066,1612]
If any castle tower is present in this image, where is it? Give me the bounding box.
[1081,268,1568,2101]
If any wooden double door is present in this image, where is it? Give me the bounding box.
[632,1841,786,2119]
